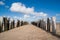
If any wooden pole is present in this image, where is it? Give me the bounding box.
[52,16,56,34]
[21,21,23,26]
[0,17,3,32]
[47,18,50,32]
[37,21,39,27]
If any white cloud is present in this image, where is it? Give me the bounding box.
[32,16,36,18]
[10,2,47,17]
[10,2,48,21]
[33,12,47,17]
[10,2,34,14]
[24,15,30,19]
[0,1,5,5]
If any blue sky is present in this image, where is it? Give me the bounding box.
[0,0,60,22]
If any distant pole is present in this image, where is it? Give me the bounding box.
[52,16,56,34]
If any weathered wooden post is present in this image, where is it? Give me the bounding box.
[13,20,15,28]
[7,18,10,30]
[43,21,46,30]
[41,20,44,29]
[37,22,39,27]
[31,22,35,25]
[40,20,42,28]
[35,22,36,26]
[37,20,41,27]
[0,17,3,32]
[0,23,2,32]
[10,19,12,29]
[15,21,17,28]
[3,17,8,31]
[37,21,39,27]
[40,20,41,28]
[10,20,15,29]
[11,20,13,29]
[21,21,23,26]
[2,23,4,32]
[52,16,56,34]
[47,18,50,32]
[9,20,11,29]
[16,20,20,27]
[37,22,38,27]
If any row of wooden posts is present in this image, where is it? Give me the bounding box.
[0,17,27,33]
[31,17,56,34]
[0,16,56,34]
